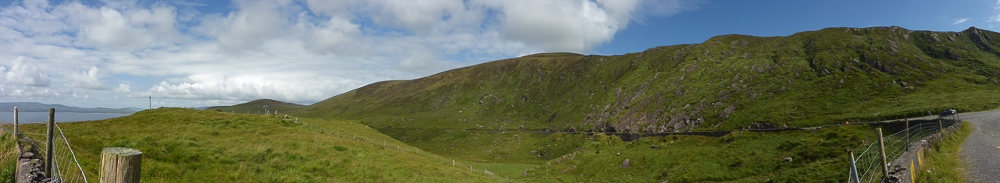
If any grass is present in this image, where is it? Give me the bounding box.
[515,125,877,182]
[11,108,496,182]
[0,130,15,183]
[915,121,972,182]
[270,26,1000,165]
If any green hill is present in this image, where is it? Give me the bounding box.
[295,26,1000,132]
[207,99,305,114]
[9,108,496,182]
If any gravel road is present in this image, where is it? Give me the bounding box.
[957,109,1000,183]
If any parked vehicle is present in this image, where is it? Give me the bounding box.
[939,109,957,117]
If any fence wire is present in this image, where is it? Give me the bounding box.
[11,122,90,183]
[850,118,957,183]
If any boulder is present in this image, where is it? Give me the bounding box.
[622,158,631,168]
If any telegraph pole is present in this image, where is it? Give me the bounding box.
[149,96,152,110]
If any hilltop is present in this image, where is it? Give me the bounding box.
[207,99,305,114]
[9,108,496,182]
[293,26,1000,133]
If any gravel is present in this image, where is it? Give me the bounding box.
[955,109,1000,183]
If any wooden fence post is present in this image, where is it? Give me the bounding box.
[905,119,909,151]
[938,119,943,131]
[100,147,142,183]
[877,128,889,181]
[46,108,55,178]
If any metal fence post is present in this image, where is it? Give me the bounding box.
[905,119,909,151]
[46,108,55,178]
[849,149,861,183]
[877,128,889,182]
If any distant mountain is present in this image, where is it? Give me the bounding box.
[291,26,1000,133]
[206,99,305,114]
[0,102,137,114]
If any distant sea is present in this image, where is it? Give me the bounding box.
[0,112,131,124]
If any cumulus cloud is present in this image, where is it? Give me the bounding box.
[0,0,698,108]
[0,85,60,98]
[114,83,131,93]
[59,2,184,51]
[64,66,106,90]
[0,57,50,87]
[141,73,364,104]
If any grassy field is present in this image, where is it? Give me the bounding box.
[9,108,496,182]
[916,121,972,182]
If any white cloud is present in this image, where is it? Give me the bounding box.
[992,0,1000,22]
[0,0,698,108]
[0,57,50,87]
[64,65,106,90]
[477,0,646,53]
[60,2,184,51]
[114,83,131,93]
[140,73,363,104]
[954,18,969,24]
[0,85,60,98]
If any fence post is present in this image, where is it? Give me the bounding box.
[849,149,860,183]
[12,107,17,139]
[938,119,943,131]
[12,107,17,182]
[877,128,889,182]
[46,108,55,178]
[100,147,142,183]
[905,119,909,151]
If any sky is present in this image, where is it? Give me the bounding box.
[0,0,998,109]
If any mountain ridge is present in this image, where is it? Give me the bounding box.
[274,26,1000,133]
[0,102,137,114]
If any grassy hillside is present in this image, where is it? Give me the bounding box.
[295,26,1000,133]
[10,108,496,182]
[520,125,875,182]
[207,99,305,115]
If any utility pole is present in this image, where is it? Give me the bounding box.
[149,96,152,110]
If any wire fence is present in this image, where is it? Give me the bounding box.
[849,117,958,183]
[7,112,90,183]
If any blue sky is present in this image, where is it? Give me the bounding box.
[0,0,998,109]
